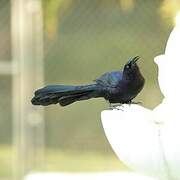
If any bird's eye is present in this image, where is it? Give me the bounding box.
[126,65,130,69]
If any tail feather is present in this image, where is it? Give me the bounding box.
[59,91,93,106]
[31,84,99,106]
[35,85,77,96]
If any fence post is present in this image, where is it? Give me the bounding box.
[11,0,44,179]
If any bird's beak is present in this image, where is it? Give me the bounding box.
[131,56,140,64]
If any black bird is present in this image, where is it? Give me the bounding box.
[31,56,145,108]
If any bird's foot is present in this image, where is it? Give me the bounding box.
[131,101,142,105]
[108,103,124,111]
[127,101,142,106]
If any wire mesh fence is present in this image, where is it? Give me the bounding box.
[0,0,12,178]
[43,0,171,150]
[0,0,177,179]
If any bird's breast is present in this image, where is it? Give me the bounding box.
[106,77,144,103]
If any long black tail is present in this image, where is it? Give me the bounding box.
[31,84,100,106]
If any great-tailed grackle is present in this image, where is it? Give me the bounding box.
[31,56,145,108]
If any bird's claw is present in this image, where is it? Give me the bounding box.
[108,103,124,111]
[130,101,142,105]
[126,101,142,106]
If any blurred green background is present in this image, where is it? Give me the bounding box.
[0,0,178,178]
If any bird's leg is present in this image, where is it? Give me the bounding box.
[108,102,114,110]
[127,100,142,105]
[127,100,132,106]
[108,103,124,110]
[108,102,112,110]
[131,101,142,105]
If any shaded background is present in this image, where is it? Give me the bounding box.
[0,0,178,179]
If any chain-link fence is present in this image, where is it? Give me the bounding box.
[0,0,177,179]
[0,0,12,179]
[43,0,171,150]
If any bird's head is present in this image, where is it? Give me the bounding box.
[123,56,141,78]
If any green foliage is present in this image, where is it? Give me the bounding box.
[0,0,174,175]
[160,0,180,25]
[0,145,127,177]
[0,145,13,178]
[0,0,172,154]
[43,0,169,151]
[43,0,73,37]
[42,148,127,172]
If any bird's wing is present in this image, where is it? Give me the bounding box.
[94,71,123,87]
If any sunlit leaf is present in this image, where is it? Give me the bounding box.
[118,0,134,12]
[43,0,73,38]
[160,0,180,25]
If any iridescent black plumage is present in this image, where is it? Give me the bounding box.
[31,56,145,107]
